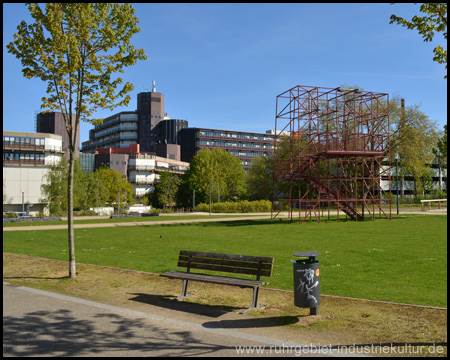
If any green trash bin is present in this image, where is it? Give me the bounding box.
[292,251,320,315]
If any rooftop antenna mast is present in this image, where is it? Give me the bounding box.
[152,80,156,93]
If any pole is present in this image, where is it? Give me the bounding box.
[96,178,99,215]
[193,189,195,212]
[395,153,399,215]
[22,192,24,212]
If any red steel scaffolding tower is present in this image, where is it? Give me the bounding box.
[271,85,391,223]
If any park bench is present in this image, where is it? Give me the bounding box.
[160,250,274,313]
[420,199,447,211]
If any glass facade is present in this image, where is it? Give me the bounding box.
[3,134,60,167]
[79,153,95,173]
[3,135,45,147]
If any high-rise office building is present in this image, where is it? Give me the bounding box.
[81,81,187,161]
[36,111,79,159]
[137,81,165,153]
[179,127,274,170]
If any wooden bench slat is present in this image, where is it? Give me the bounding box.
[160,271,269,288]
[178,255,274,271]
[180,250,274,264]
[177,261,272,277]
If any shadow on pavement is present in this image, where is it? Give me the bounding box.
[3,309,232,357]
[203,316,300,329]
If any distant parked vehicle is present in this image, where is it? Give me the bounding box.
[14,212,30,218]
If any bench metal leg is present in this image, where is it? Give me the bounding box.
[172,279,193,301]
[239,286,264,314]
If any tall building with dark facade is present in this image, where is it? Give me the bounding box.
[36,111,79,159]
[81,82,188,161]
[137,81,165,152]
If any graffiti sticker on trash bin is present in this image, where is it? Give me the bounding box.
[296,268,319,305]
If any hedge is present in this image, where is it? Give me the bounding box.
[195,200,271,213]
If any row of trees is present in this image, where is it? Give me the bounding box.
[41,157,134,215]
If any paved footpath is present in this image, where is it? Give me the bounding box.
[3,282,340,357]
[3,214,274,231]
[3,209,446,232]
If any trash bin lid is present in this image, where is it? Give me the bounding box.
[293,251,319,259]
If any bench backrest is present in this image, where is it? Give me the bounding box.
[177,250,273,279]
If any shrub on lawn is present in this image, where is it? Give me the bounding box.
[195,200,271,213]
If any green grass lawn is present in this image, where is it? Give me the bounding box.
[3,215,447,307]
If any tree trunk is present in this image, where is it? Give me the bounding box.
[68,150,76,278]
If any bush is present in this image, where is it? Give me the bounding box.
[195,200,271,213]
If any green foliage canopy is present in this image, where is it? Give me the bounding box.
[246,154,273,201]
[7,3,147,124]
[184,148,247,204]
[156,171,180,209]
[389,96,440,195]
[390,3,447,78]
[433,124,447,169]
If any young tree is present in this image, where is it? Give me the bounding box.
[433,124,447,168]
[7,3,146,278]
[96,167,135,209]
[390,99,440,196]
[156,171,180,210]
[214,148,247,200]
[73,159,91,211]
[246,155,273,201]
[176,167,197,208]
[390,3,447,78]
[40,155,68,216]
[187,148,247,204]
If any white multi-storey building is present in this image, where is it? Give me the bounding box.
[3,131,64,214]
[128,154,189,197]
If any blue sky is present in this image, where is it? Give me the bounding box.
[3,3,447,145]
